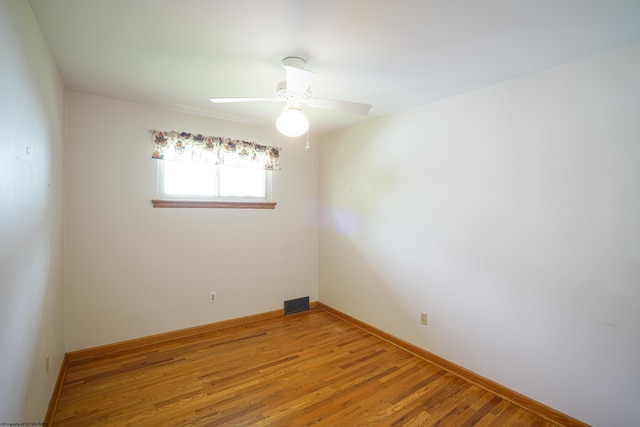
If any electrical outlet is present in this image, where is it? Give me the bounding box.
[420,312,428,326]
[209,291,217,303]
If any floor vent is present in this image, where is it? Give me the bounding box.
[284,297,310,315]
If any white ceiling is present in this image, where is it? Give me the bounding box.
[28,0,640,135]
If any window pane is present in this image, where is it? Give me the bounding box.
[219,165,266,198]
[163,161,216,196]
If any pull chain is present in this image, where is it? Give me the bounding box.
[305,131,310,151]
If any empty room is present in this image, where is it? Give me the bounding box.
[1,1,639,426]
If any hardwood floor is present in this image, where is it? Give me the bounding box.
[53,309,564,426]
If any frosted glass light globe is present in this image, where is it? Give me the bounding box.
[276,107,309,137]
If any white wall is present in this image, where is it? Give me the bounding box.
[0,0,65,423]
[319,43,640,427]
[65,92,318,351]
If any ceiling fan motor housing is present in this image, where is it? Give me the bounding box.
[276,81,311,105]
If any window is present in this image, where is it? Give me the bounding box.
[159,161,271,200]
[150,130,279,209]
[219,165,268,199]
[154,161,274,208]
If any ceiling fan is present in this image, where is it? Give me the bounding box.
[210,57,372,137]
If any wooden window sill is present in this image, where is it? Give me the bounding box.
[152,200,277,209]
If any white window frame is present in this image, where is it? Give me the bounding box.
[157,160,273,203]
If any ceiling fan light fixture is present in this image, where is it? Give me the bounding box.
[276,106,309,137]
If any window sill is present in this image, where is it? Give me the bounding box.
[151,200,277,209]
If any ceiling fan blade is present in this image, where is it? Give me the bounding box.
[210,97,275,103]
[285,66,314,94]
[305,97,372,115]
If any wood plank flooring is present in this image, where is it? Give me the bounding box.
[53,309,563,426]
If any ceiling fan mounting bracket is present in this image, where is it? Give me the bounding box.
[281,56,307,69]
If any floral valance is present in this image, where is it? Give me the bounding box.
[151,130,281,171]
